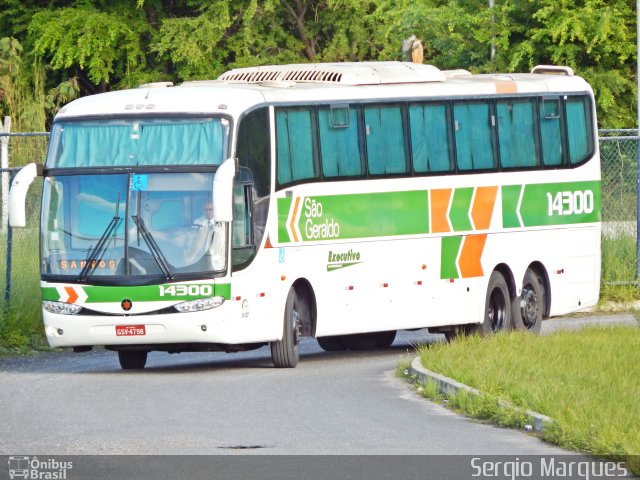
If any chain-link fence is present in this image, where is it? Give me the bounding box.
[599,130,638,290]
[0,132,48,347]
[0,130,638,345]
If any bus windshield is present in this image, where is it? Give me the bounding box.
[41,171,227,281]
[47,117,229,168]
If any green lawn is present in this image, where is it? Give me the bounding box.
[413,326,640,474]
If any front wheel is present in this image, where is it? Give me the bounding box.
[512,269,544,334]
[466,271,512,335]
[270,288,301,368]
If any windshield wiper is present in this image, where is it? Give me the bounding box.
[79,194,122,282]
[131,215,173,280]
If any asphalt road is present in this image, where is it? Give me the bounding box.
[0,328,586,458]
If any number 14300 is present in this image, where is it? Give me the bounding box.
[546,190,594,216]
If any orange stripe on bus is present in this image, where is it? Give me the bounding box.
[495,81,517,94]
[65,286,79,304]
[459,234,487,278]
[471,186,498,230]
[430,189,452,233]
[289,197,301,242]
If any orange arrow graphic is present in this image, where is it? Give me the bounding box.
[458,234,487,278]
[471,186,498,230]
[430,189,452,233]
[65,286,79,304]
[289,197,301,242]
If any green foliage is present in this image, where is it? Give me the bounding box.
[0,37,46,132]
[29,6,149,87]
[0,1,638,127]
[514,0,636,128]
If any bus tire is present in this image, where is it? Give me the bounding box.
[270,288,300,368]
[512,269,544,334]
[466,271,511,335]
[118,350,148,370]
[317,336,346,351]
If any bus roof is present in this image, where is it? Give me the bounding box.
[54,62,592,120]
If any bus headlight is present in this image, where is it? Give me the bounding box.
[174,296,225,313]
[43,301,83,315]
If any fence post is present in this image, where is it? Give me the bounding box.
[4,202,12,304]
[637,133,640,283]
[1,116,11,234]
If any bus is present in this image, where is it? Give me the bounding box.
[9,62,600,370]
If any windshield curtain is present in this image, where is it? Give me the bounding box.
[49,118,229,168]
[41,172,227,280]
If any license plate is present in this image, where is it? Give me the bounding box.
[115,325,146,336]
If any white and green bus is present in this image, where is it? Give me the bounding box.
[10,62,600,369]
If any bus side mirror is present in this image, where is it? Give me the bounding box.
[9,163,42,227]
[213,157,236,222]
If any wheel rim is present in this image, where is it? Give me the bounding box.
[520,284,538,330]
[488,287,507,331]
[291,300,300,347]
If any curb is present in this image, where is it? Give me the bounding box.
[409,357,554,433]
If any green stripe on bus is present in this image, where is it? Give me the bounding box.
[501,185,523,228]
[441,236,462,279]
[277,180,600,243]
[278,190,430,243]
[277,197,293,243]
[502,181,601,228]
[41,283,231,303]
[450,187,474,232]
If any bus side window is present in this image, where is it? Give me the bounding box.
[364,105,408,175]
[276,108,318,186]
[232,183,255,269]
[566,96,593,165]
[497,98,538,168]
[540,97,563,166]
[408,103,452,173]
[453,101,496,171]
[319,106,363,177]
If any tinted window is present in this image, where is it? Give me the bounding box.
[497,98,538,168]
[409,103,452,173]
[319,106,362,177]
[566,96,593,165]
[540,98,563,166]
[276,108,317,185]
[453,102,496,170]
[364,105,407,175]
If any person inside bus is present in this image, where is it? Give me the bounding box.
[188,201,226,270]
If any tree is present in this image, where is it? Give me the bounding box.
[29,5,152,91]
[0,0,637,128]
[372,0,637,128]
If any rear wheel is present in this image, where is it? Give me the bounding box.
[466,271,512,335]
[270,288,301,368]
[118,350,148,370]
[513,269,544,334]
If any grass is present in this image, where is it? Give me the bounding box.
[600,233,639,303]
[413,326,640,474]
